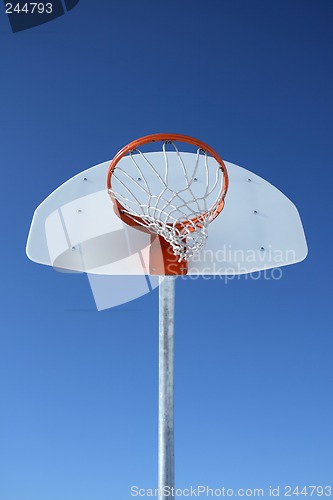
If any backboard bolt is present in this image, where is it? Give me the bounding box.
[77,209,82,213]
[138,177,142,181]
[253,210,258,214]
[71,246,76,251]
[194,177,198,181]
[248,178,252,182]
[83,177,87,181]
[260,247,265,251]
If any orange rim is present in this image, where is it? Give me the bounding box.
[107,133,229,229]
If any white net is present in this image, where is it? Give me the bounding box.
[108,141,226,262]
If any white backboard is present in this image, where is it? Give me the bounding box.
[26,154,307,275]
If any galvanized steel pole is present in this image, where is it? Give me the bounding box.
[158,275,175,500]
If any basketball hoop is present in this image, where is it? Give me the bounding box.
[107,134,229,275]
[27,132,308,500]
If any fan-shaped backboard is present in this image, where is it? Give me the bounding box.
[26,154,307,275]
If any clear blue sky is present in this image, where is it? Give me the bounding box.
[0,1,332,499]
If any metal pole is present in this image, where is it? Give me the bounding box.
[158,275,175,500]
